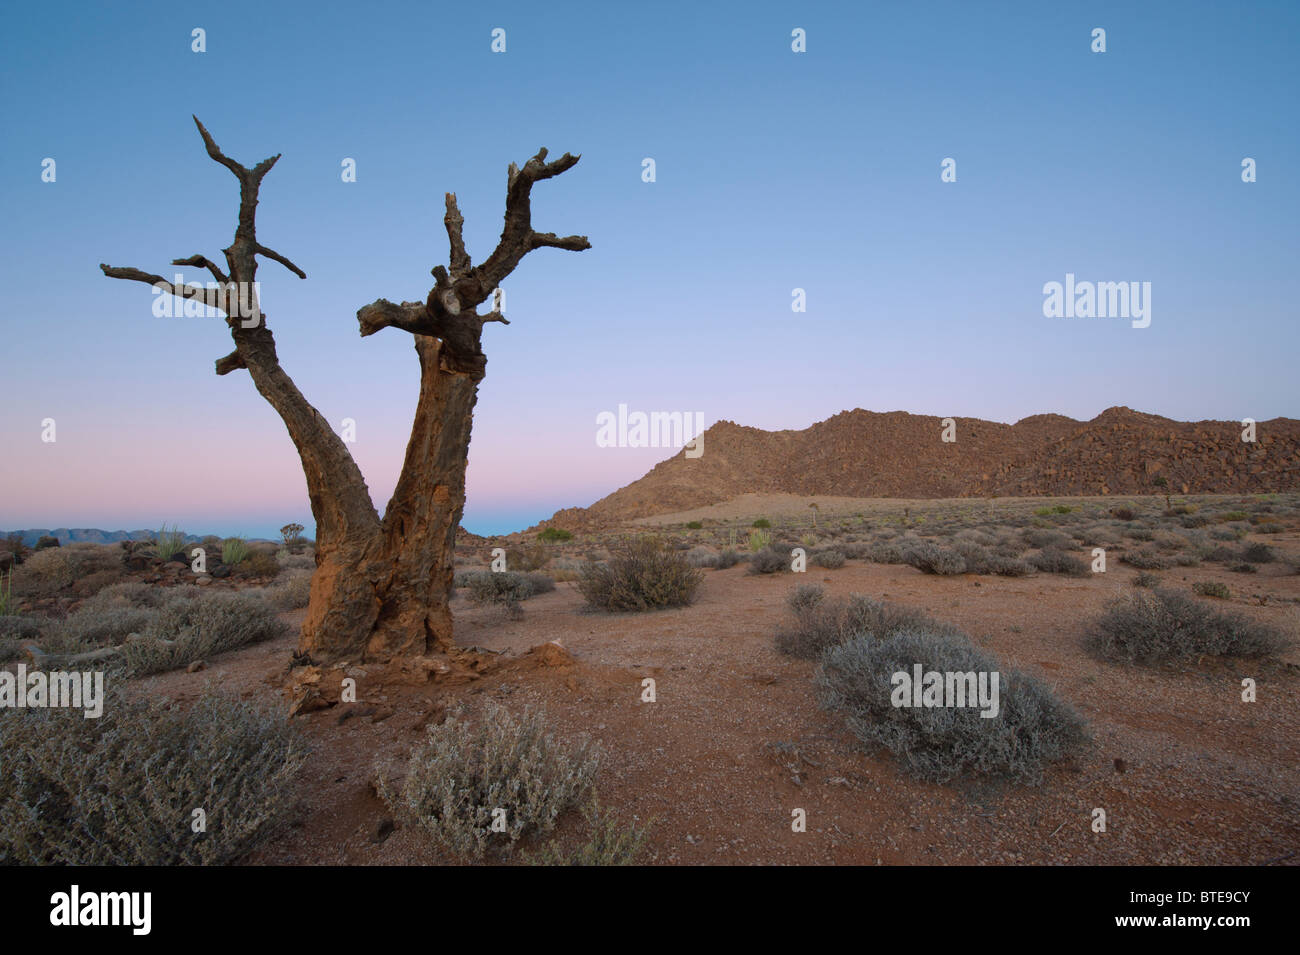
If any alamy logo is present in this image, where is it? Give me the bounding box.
[596,404,704,456]
[891,664,1000,718]
[151,276,261,325]
[50,885,151,935]
[1042,273,1150,328]
[0,665,104,719]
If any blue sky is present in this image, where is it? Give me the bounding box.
[1,0,1296,537]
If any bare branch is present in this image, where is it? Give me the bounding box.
[192,115,280,184]
[215,350,246,375]
[444,193,471,275]
[529,231,591,252]
[172,254,229,284]
[357,299,433,338]
[99,263,225,309]
[255,243,307,279]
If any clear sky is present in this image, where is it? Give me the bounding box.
[1,1,1296,538]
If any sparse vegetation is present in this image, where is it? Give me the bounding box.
[1086,588,1291,663]
[775,585,963,659]
[538,527,573,543]
[528,793,651,866]
[1193,581,1231,599]
[123,592,288,675]
[816,629,1088,785]
[0,688,307,864]
[577,537,702,612]
[378,702,601,860]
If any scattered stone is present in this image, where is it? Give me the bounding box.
[186,661,206,673]
[371,817,395,844]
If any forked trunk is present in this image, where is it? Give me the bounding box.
[300,337,479,662]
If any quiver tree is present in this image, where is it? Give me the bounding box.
[101,117,589,664]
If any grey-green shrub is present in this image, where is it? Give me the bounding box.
[1086,588,1291,663]
[0,688,307,864]
[746,548,790,575]
[1029,548,1090,576]
[904,542,967,576]
[378,702,601,860]
[816,630,1087,785]
[578,537,701,611]
[775,586,963,659]
[124,592,287,675]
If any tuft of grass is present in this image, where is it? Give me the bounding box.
[1132,572,1159,588]
[150,523,188,561]
[1086,588,1291,664]
[378,702,601,860]
[221,537,251,566]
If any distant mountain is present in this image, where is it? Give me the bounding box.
[543,406,1300,527]
[1,529,274,547]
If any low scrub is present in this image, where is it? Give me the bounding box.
[904,542,966,576]
[577,537,702,612]
[816,630,1088,785]
[1086,588,1291,663]
[124,592,288,675]
[1193,581,1231,599]
[746,548,790,575]
[528,794,651,866]
[775,585,962,659]
[379,703,601,860]
[0,689,307,864]
[458,570,555,612]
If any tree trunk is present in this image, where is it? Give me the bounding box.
[301,336,480,662]
[102,121,588,669]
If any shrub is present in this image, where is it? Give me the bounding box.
[748,529,772,552]
[1086,588,1291,663]
[685,521,703,530]
[1193,581,1231,599]
[40,606,156,656]
[236,551,281,578]
[277,550,316,571]
[538,527,573,543]
[221,537,251,566]
[1121,549,1172,571]
[124,592,288,675]
[686,547,718,569]
[280,522,305,547]
[528,794,651,866]
[261,569,313,611]
[378,702,601,860]
[35,535,60,551]
[1240,543,1276,564]
[816,630,1088,785]
[1229,561,1257,574]
[1111,507,1137,521]
[459,570,554,611]
[811,548,846,569]
[1217,511,1249,523]
[0,689,307,864]
[904,542,967,576]
[752,518,772,529]
[1023,529,1073,550]
[1133,572,1159,588]
[747,548,790,575]
[714,549,742,570]
[577,537,702,612]
[1254,521,1283,534]
[506,541,552,572]
[775,587,962,659]
[1028,548,1090,576]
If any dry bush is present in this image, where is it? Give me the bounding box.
[904,542,967,576]
[775,585,962,659]
[124,592,287,675]
[12,545,118,597]
[714,549,743,570]
[276,550,316,571]
[40,606,156,656]
[506,541,551,573]
[457,571,555,616]
[378,702,601,860]
[0,688,307,864]
[1086,588,1291,663]
[811,548,846,569]
[259,569,313,611]
[1193,581,1231,599]
[1026,548,1090,576]
[1120,549,1172,571]
[816,630,1087,785]
[578,538,702,610]
[686,546,719,568]
[528,794,651,866]
[746,548,791,575]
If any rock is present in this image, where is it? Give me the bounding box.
[35,536,60,550]
[196,575,213,586]
[186,661,206,673]
[370,817,396,844]
[211,565,231,579]
[0,551,14,572]
[288,686,330,717]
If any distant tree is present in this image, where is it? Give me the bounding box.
[1153,475,1171,510]
[280,523,305,547]
[102,118,589,664]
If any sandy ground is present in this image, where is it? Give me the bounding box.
[137,521,1300,866]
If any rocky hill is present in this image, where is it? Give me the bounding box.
[543,407,1300,527]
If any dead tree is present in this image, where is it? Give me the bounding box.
[101,116,589,664]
